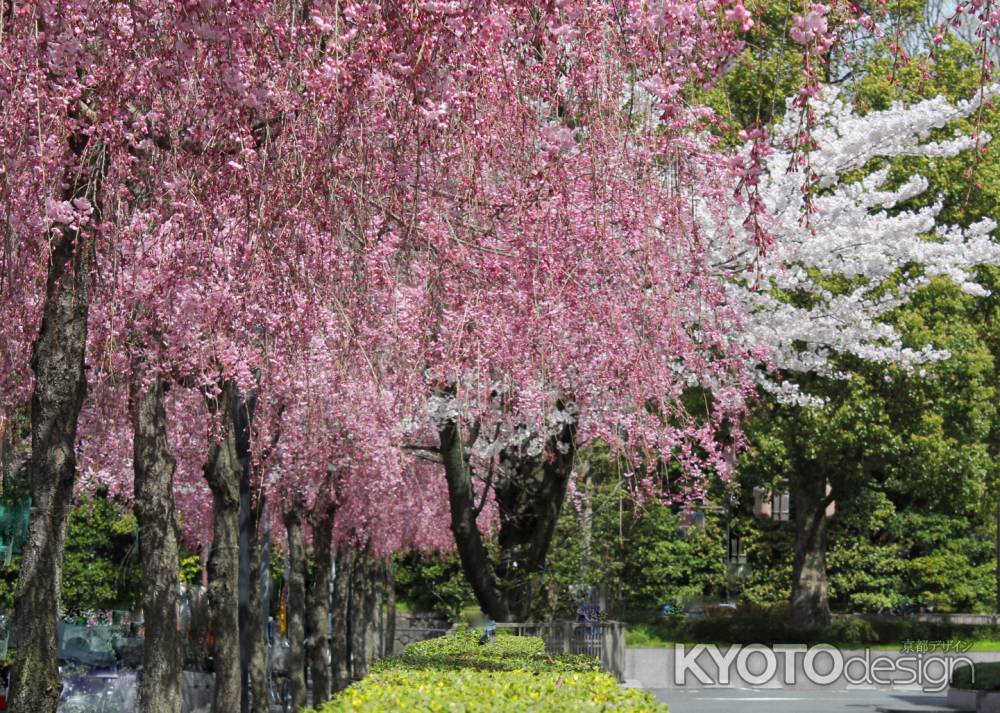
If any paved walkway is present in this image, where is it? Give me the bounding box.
[646,687,968,713]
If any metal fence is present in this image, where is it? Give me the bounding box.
[841,611,1000,626]
[389,612,452,655]
[496,621,626,681]
[384,617,626,680]
[392,625,454,654]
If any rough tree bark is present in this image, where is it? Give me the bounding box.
[283,505,308,711]
[365,556,380,669]
[437,420,511,622]
[132,377,182,713]
[7,136,102,713]
[331,545,353,692]
[233,389,257,713]
[246,498,269,713]
[307,500,335,706]
[202,382,243,713]
[789,472,832,630]
[249,402,282,713]
[0,412,30,500]
[0,429,7,499]
[437,416,575,622]
[383,558,396,657]
[494,421,576,621]
[349,546,376,680]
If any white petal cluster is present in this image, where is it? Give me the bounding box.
[427,393,460,429]
[705,85,1000,403]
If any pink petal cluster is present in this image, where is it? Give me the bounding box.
[790,3,833,49]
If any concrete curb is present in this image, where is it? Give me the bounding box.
[947,686,1000,712]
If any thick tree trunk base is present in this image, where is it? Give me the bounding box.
[208,504,241,713]
[284,507,307,711]
[133,378,183,713]
[7,490,70,713]
[247,515,269,713]
[8,137,100,713]
[203,383,243,713]
[331,546,352,692]
[307,504,335,706]
[349,546,376,680]
[437,421,510,622]
[8,473,74,713]
[437,416,575,623]
[789,476,831,631]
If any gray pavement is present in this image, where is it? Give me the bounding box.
[647,687,967,713]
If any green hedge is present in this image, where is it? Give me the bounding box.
[381,627,598,673]
[952,662,1000,691]
[634,608,1000,647]
[307,628,666,712]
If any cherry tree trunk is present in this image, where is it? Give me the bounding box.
[366,557,381,664]
[437,421,511,622]
[437,419,575,622]
[0,413,29,500]
[331,546,353,692]
[0,431,8,499]
[284,506,308,710]
[307,503,335,706]
[494,424,575,621]
[383,559,396,657]
[349,548,377,680]
[203,382,243,713]
[132,377,182,713]
[247,502,269,713]
[7,140,101,713]
[789,473,831,630]
[0,419,18,497]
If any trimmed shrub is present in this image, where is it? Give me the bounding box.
[823,618,879,645]
[382,627,598,674]
[307,628,667,712]
[952,662,1000,691]
[634,608,1000,647]
[311,669,665,712]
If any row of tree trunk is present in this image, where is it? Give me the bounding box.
[9,358,395,713]
[284,515,396,709]
[171,391,398,713]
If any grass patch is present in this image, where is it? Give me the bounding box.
[965,640,1000,652]
[626,624,674,648]
[459,605,486,627]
